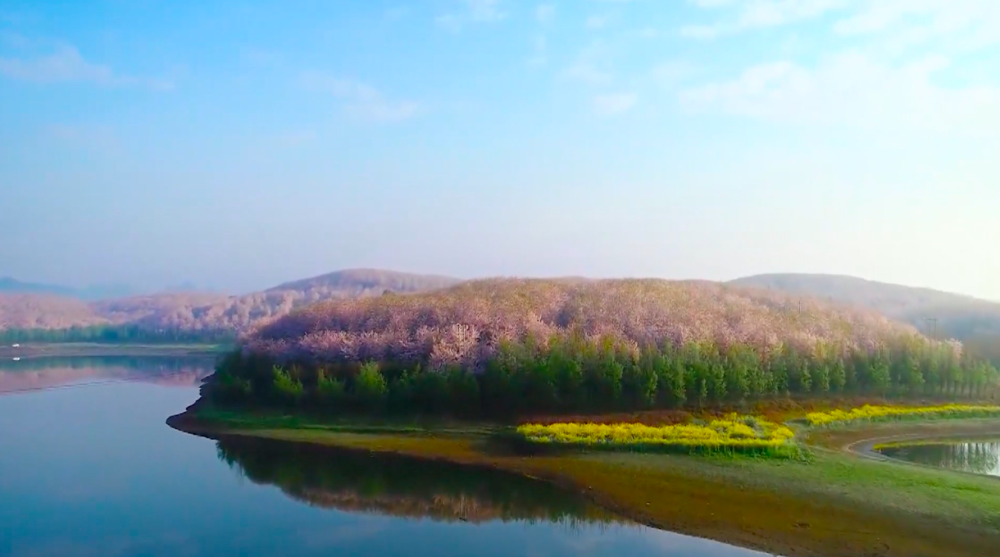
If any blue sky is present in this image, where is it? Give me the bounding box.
[1,0,998,298]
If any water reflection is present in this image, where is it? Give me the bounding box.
[215,435,622,526]
[877,439,1000,476]
[1,362,772,557]
[0,355,215,393]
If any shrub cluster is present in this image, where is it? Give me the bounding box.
[805,404,1000,427]
[516,414,796,457]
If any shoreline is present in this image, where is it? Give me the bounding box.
[167,404,1000,557]
[0,342,229,360]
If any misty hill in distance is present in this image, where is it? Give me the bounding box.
[730,273,1000,340]
[0,269,461,333]
[0,277,134,301]
[265,268,460,295]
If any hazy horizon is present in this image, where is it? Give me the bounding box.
[3,1,998,299]
[3,268,998,304]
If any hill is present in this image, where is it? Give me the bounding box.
[0,269,461,337]
[0,277,133,300]
[0,277,77,298]
[210,278,993,418]
[266,268,460,296]
[247,278,922,368]
[0,294,108,330]
[729,274,1000,340]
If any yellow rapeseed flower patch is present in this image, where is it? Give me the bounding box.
[805,404,1000,427]
[516,414,797,457]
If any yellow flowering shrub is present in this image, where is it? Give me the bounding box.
[805,404,1000,427]
[516,414,797,457]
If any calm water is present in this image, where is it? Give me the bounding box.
[877,439,1000,477]
[0,357,773,557]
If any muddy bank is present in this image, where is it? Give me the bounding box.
[167,408,1000,557]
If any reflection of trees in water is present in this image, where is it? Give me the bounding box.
[0,356,215,392]
[885,441,1000,476]
[215,436,625,528]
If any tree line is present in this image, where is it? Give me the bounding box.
[205,335,1000,418]
[0,324,234,344]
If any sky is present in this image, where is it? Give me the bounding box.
[1,0,998,299]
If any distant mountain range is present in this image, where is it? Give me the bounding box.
[0,277,134,300]
[729,273,1000,340]
[0,269,462,333]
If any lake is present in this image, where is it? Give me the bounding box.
[0,356,774,557]
[877,439,1000,477]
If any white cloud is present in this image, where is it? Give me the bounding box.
[680,50,1000,133]
[385,6,411,19]
[436,0,506,32]
[536,3,555,22]
[527,35,548,67]
[586,15,609,29]
[0,45,172,90]
[300,72,419,123]
[435,14,463,32]
[272,130,316,148]
[679,24,723,39]
[834,0,1000,52]
[681,0,849,38]
[241,47,280,66]
[835,0,996,35]
[562,62,612,84]
[677,1,1000,136]
[560,40,615,84]
[682,0,1000,50]
[44,124,121,152]
[467,0,506,21]
[632,27,661,39]
[593,92,637,115]
[651,60,695,87]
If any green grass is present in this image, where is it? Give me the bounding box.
[683,449,1000,526]
[193,406,500,437]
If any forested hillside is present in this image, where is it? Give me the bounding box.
[730,274,1000,339]
[0,269,460,341]
[206,279,997,417]
[731,274,1000,366]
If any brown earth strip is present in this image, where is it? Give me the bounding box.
[168,410,1000,557]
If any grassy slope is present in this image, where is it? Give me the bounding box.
[730,273,1000,340]
[171,408,1000,557]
